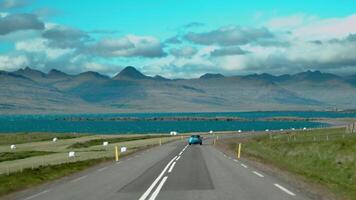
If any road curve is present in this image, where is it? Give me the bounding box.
[7,140,313,200]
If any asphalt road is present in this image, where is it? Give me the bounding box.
[8,138,313,200]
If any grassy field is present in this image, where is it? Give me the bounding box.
[0,157,111,197]
[0,133,179,176]
[0,151,55,162]
[68,135,170,148]
[0,133,84,145]
[220,127,356,200]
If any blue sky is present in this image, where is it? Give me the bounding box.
[1,0,356,77]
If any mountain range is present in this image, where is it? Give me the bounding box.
[1,66,356,114]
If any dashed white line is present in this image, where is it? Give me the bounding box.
[24,190,50,200]
[176,156,181,161]
[70,175,87,183]
[233,159,239,162]
[241,164,248,168]
[168,162,176,173]
[253,171,264,177]
[139,156,177,200]
[97,167,108,172]
[274,184,296,196]
[148,176,168,200]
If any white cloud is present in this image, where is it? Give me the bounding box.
[267,14,356,40]
[15,38,73,59]
[84,35,166,58]
[0,54,28,71]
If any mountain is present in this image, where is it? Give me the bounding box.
[47,69,70,79]
[113,66,151,80]
[1,67,356,114]
[76,71,109,80]
[14,67,46,80]
[200,73,224,79]
[0,70,104,114]
[290,70,341,82]
[153,75,170,81]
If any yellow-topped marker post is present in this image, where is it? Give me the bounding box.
[237,143,242,159]
[115,146,119,162]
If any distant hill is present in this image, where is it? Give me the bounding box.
[200,73,225,79]
[1,66,356,114]
[113,66,151,80]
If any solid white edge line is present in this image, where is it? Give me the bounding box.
[176,156,181,161]
[148,176,168,200]
[70,175,87,183]
[274,184,296,196]
[139,156,177,200]
[168,162,176,173]
[97,167,108,172]
[241,164,248,168]
[24,190,49,200]
[253,171,264,177]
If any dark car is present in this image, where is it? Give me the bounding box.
[188,135,202,145]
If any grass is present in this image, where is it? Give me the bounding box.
[0,151,55,163]
[67,135,170,149]
[221,127,356,200]
[0,133,84,145]
[0,157,111,197]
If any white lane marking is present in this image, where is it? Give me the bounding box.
[176,156,181,161]
[97,167,108,172]
[139,156,177,200]
[116,161,121,165]
[148,176,168,200]
[168,162,176,173]
[24,190,50,200]
[233,159,238,162]
[70,175,87,183]
[253,171,264,177]
[179,151,183,155]
[241,164,248,168]
[274,184,296,196]
[223,154,227,157]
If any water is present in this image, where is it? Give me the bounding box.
[0,111,355,134]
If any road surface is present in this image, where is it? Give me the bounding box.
[8,139,313,200]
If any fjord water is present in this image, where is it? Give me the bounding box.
[0,111,355,134]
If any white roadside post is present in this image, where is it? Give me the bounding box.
[68,151,75,158]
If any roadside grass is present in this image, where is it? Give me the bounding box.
[67,135,170,149]
[0,157,110,197]
[0,151,55,163]
[0,133,84,145]
[221,127,356,200]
